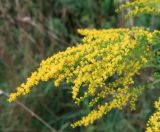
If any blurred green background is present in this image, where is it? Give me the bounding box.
[0,0,160,132]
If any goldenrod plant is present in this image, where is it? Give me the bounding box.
[8,0,160,131]
[118,0,160,18]
[146,98,160,132]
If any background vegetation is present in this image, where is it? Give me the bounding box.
[0,0,160,131]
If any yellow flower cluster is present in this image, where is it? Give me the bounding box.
[8,27,159,127]
[118,0,160,18]
[71,87,143,127]
[146,98,160,132]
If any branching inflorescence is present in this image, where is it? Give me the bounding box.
[8,27,160,128]
[118,0,160,18]
[146,98,160,132]
[8,0,160,130]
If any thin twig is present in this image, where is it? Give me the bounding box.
[0,89,57,132]
[149,79,160,86]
